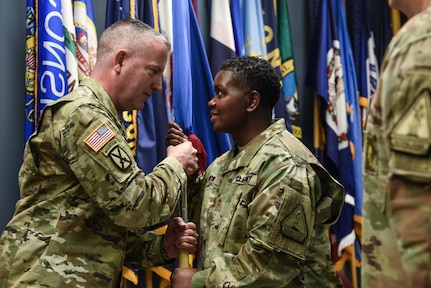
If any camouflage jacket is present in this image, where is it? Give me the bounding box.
[0,78,185,287]
[362,4,431,287]
[188,119,344,287]
[364,4,431,184]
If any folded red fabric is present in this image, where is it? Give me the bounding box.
[188,134,207,173]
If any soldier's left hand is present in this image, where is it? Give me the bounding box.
[163,217,198,258]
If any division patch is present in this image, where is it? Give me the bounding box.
[109,145,131,170]
[390,89,431,155]
[281,205,308,244]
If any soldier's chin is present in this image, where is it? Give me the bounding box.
[211,123,221,133]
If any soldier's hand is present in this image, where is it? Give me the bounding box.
[163,217,198,258]
[167,141,198,176]
[170,267,196,288]
[166,121,188,146]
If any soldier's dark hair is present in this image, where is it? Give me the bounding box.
[219,56,281,109]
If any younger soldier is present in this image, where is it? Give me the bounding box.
[169,56,344,287]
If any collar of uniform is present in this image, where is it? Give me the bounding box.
[80,77,122,124]
[221,118,286,173]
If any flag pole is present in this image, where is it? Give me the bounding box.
[178,187,190,268]
[351,243,358,288]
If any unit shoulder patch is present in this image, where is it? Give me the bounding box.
[281,205,308,244]
[268,192,310,260]
[390,89,431,155]
[109,145,132,170]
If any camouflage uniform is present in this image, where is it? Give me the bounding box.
[0,78,186,287]
[188,119,344,287]
[362,4,431,288]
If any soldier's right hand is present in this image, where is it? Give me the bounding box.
[166,121,188,146]
[167,141,198,176]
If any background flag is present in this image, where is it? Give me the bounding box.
[170,0,231,166]
[209,0,237,76]
[24,0,37,141]
[37,1,70,131]
[24,0,96,142]
[62,0,79,93]
[230,0,244,57]
[242,0,266,57]
[277,0,301,138]
[73,0,98,80]
[348,0,379,128]
[261,0,292,132]
[332,0,362,274]
[305,0,351,275]
[369,0,393,67]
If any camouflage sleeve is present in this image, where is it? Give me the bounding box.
[59,104,186,229]
[123,230,174,269]
[187,173,205,228]
[381,32,431,183]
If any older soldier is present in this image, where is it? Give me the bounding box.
[362,0,431,287]
[168,56,344,287]
[0,19,199,287]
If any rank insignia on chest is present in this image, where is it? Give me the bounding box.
[84,123,115,152]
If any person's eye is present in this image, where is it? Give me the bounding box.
[148,68,159,76]
[215,90,225,97]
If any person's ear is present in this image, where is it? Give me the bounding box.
[246,90,260,112]
[114,50,126,73]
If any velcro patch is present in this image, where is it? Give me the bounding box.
[84,123,115,152]
[268,186,311,259]
[280,205,308,244]
[364,133,377,174]
[390,89,431,155]
[109,145,132,170]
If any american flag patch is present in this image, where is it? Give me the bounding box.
[84,123,115,152]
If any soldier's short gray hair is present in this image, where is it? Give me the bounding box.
[97,19,170,61]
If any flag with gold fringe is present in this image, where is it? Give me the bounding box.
[332,0,363,279]
[305,0,355,281]
[24,0,97,142]
[261,0,292,133]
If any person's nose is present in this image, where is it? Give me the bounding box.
[152,76,163,92]
[208,97,216,108]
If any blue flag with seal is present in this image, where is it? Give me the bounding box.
[349,0,379,128]
[332,0,362,272]
[24,0,37,141]
[305,0,352,272]
[25,0,94,142]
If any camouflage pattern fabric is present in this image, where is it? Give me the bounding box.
[188,119,344,287]
[0,78,185,287]
[362,4,431,287]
